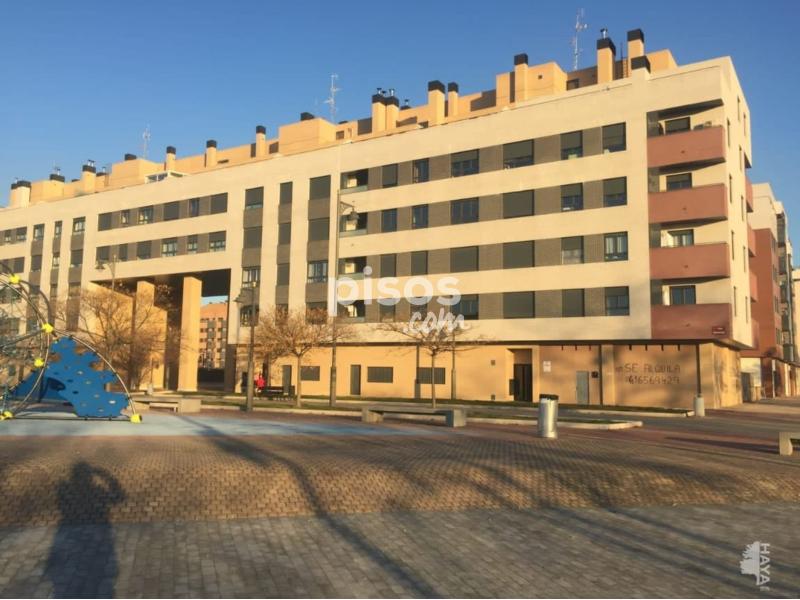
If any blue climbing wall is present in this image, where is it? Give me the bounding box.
[13,337,129,418]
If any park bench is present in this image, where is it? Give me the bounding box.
[361,405,467,428]
[259,385,295,402]
[778,431,800,456]
[142,398,201,414]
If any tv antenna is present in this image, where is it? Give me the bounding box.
[141,124,151,159]
[571,9,589,71]
[323,74,341,122]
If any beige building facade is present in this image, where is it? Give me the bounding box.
[0,29,764,407]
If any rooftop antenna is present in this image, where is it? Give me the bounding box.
[141,124,151,159]
[52,164,61,176]
[323,74,341,122]
[571,9,589,71]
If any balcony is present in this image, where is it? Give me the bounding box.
[747,225,756,257]
[648,183,728,224]
[650,242,731,280]
[647,126,726,168]
[745,176,754,213]
[652,303,732,340]
[750,270,759,302]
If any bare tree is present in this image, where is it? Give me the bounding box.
[255,306,353,407]
[379,306,472,408]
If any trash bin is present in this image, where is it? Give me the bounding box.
[693,394,705,417]
[538,393,559,438]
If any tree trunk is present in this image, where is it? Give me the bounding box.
[295,355,303,408]
[431,352,436,409]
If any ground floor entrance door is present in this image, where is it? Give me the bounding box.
[576,371,590,405]
[513,364,532,402]
[350,364,361,396]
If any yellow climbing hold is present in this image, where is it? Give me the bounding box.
[130,414,142,424]
[42,323,54,334]
[33,358,45,368]
[9,274,20,285]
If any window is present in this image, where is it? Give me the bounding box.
[245,187,264,210]
[566,79,580,90]
[731,231,735,259]
[367,367,394,383]
[452,294,479,320]
[54,221,62,237]
[278,222,291,245]
[381,209,398,233]
[243,266,260,285]
[341,212,367,233]
[379,303,396,322]
[138,207,153,224]
[308,218,330,241]
[279,181,293,204]
[340,257,366,276]
[16,227,26,243]
[72,217,85,234]
[666,173,692,191]
[562,289,584,317]
[451,150,479,177]
[210,193,228,214]
[664,117,690,134]
[52,253,60,269]
[3,231,11,244]
[504,291,534,318]
[243,227,262,249]
[411,251,428,275]
[727,119,731,147]
[136,242,151,260]
[503,190,534,218]
[412,159,429,183]
[670,285,698,306]
[561,237,583,264]
[300,366,320,381]
[382,164,398,188]
[69,249,83,268]
[380,254,396,277]
[605,287,630,316]
[451,198,479,224]
[342,300,366,319]
[668,229,694,247]
[503,241,534,269]
[118,245,128,261]
[604,232,628,261]
[418,367,445,385]
[239,305,259,327]
[188,198,200,217]
[602,123,626,152]
[561,131,582,159]
[277,263,290,285]
[451,246,478,272]
[503,140,533,169]
[30,255,42,272]
[561,183,583,211]
[411,204,428,229]
[733,286,738,316]
[163,201,180,221]
[161,238,177,257]
[307,261,328,283]
[187,235,198,254]
[209,232,226,252]
[33,224,44,241]
[603,177,627,206]
[309,175,331,200]
[341,169,368,190]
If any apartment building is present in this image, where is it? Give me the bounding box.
[0,29,759,407]
[741,184,798,398]
[199,302,227,369]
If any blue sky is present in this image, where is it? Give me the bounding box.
[1,0,798,246]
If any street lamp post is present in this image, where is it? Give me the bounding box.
[329,189,357,408]
[96,252,118,293]
[235,283,257,412]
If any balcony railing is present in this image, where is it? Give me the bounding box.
[651,303,732,340]
[747,225,757,257]
[750,270,759,302]
[650,242,731,280]
[647,126,726,168]
[648,183,727,224]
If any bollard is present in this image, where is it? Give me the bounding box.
[538,393,559,438]
[693,394,705,417]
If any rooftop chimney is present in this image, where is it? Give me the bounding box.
[513,53,529,102]
[384,95,399,130]
[597,35,616,84]
[205,140,217,168]
[124,153,137,161]
[627,29,645,59]
[300,112,314,121]
[427,80,445,125]
[371,94,386,133]
[255,125,267,157]
[8,180,30,209]
[165,145,177,170]
[80,162,96,194]
[446,82,459,118]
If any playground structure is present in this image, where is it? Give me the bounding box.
[0,264,137,421]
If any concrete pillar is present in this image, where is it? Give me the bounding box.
[178,275,202,392]
[371,95,386,133]
[530,345,541,401]
[600,344,617,406]
[513,54,528,103]
[446,82,459,118]
[427,81,445,125]
[597,37,616,84]
[80,164,96,195]
[136,280,168,391]
[384,96,399,130]
[204,140,217,168]
[255,125,267,157]
[165,146,177,171]
[627,29,644,59]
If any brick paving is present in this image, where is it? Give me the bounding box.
[0,408,798,596]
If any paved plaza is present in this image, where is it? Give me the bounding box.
[0,403,798,597]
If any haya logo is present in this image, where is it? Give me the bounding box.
[739,541,770,587]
